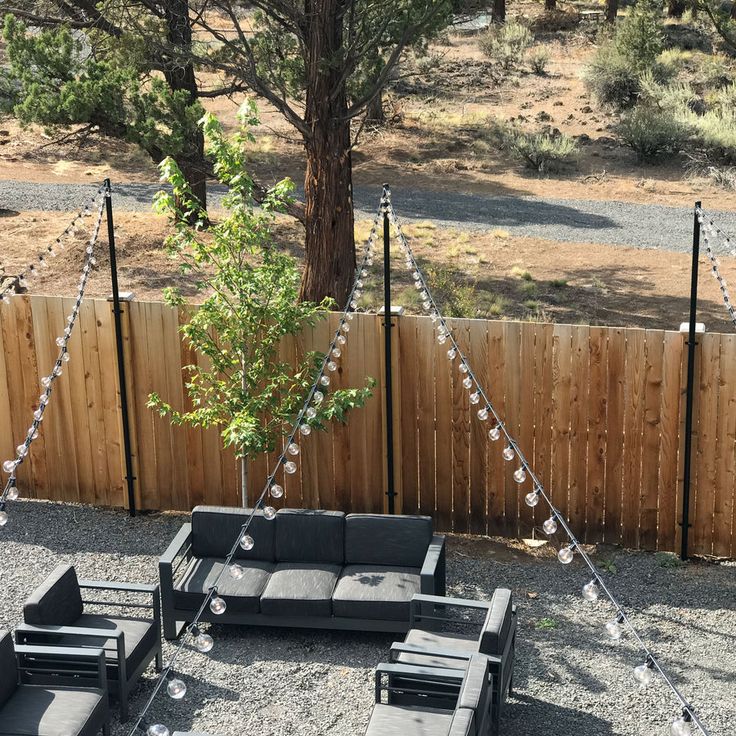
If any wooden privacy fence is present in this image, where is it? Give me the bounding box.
[1,295,735,557]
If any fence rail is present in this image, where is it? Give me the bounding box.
[1,295,734,557]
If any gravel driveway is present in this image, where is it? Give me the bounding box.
[3,179,736,253]
[0,499,733,736]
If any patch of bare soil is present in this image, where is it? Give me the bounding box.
[2,210,735,334]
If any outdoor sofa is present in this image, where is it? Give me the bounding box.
[0,629,110,736]
[15,565,162,721]
[368,654,493,736]
[160,506,446,639]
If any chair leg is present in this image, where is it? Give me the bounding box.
[102,721,111,736]
[119,680,129,722]
[155,643,163,672]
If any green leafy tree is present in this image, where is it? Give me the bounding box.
[148,105,374,505]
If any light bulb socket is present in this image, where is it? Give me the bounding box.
[188,624,200,637]
[681,709,692,723]
[616,612,625,624]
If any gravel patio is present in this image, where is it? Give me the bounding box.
[0,499,733,736]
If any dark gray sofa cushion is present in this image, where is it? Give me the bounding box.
[0,684,107,736]
[260,563,341,617]
[0,631,17,710]
[175,557,274,614]
[332,565,421,621]
[345,515,432,568]
[191,506,275,562]
[274,509,345,564]
[366,704,453,736]
[479,588,513,655]
[23,565,83,626]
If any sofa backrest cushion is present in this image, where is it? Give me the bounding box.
[0,631,18,710]
[448,708,475,736]
[344,514,432,567]
[274,509,345,564]
[479,588,513,655]
[23,565,83,626]
[192,506,275,562]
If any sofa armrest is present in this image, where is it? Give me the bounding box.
[479,589,514,656]
[15,643,108,693]
[420,535,446,596]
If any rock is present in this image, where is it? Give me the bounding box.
[580,105,593,114]
[536,111,553,122]
[577,133,591,143]
[553,101,564,106]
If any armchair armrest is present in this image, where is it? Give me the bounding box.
[15,643,108,693]
[374,661,464,703]
[79,580,160,617]
[79,580,158,594]
[420,535,446,596]
[410,592,490,628]
[16,623,124,640]
[479,590,515,656]
[389,641,473,665]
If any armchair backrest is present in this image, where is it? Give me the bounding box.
[191,506,275,561]
[274,509,345,564]
[23,565,83,626]
[0,630,18,709]
[344,514,432,568]
[479,588,513,655]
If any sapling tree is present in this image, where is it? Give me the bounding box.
[148,104,374,506]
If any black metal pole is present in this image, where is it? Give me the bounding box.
[681,201,701,560]
[383,184,396,515]
[105,179,137,517]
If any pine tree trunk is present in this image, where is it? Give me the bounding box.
[605,0,618,23]
[366,90,384,124]
[240,455,248,508]
[731,1,736,19]
[492,0,506,23]
[545,0,556,10]
[668,0,686,17]
[299,0,357,306]
[164,0,207,210]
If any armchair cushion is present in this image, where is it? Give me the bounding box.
[332,565,421,621]
[23,565,83,627]
[0,631,17,709]
[274,509,345,564]
[479,589,513,656]
[0,684,107,736]
[345,515,432,568]
[260,563,341,617]
[174,558,274,614]
[366,704,453,736]
[401,630,478,669]
[191,506,275,562]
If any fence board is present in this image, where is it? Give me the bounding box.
[2,296,735,557]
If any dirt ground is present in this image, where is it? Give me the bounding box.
[2,209,735,332]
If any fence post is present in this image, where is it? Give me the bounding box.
[679,202,702,560]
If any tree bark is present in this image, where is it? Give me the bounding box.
[492,0,506,23]
[365,89,385,124]
[668,0,687,17]
[545,0,556,10]
[164,0,208,211]
[299,0,356,306]
[605,0,618,23]
[731,1,736,19]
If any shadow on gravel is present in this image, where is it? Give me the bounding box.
[502,693,616,736]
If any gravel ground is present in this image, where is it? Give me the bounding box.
[0,499,734,736]
[4,179,736,253]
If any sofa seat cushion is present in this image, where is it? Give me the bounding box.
[0,684,106,736]
[399,629,479,669]
[259,563,340,617]
[174,558,274,614]
[332,565,421,621]
[366,704,453,736]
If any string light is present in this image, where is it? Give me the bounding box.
[0,184,105,305]
[0,190,107,523]
[697,206,736,331]
[127,195,386,736]
[385,190,712,736]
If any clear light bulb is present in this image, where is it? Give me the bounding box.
[459,363,468,374]
[210,595,226,615]
[542,516,557,535]
[299,423,311,436]
[478,408,489,421]
[489,426,501,442]
[447,348,456,360]
[582,580,599,601]
[327,361,337,372]
[270,483,284,499]
[229,563,244,579]
[263,505,277,520]
[6,486,19,501]
[147,725,170,736]
[306,407,317,420]
[0,510,8,526]
[287,442,300,456]
[313,391,324,404]
[558,546,574,564]
[633,663,654,687]
[167,677,187,700]
[284,461,297,474]
[240,534,254,550]
[194,631,213,652]
[525,491,539,507]
[514,467,527,484]
[331,347,341,358]
[502,446,515,461]
[605,619,622,640]
[462,377,473,390]
[670,717,692,736]
[2,460,17,474]
[337,334,346,345]
[470,392,480,405]
[438,334,447,345]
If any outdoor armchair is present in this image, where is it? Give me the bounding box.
[388,589,516,735]
[16,564,162,722]
[0,629,110,736]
